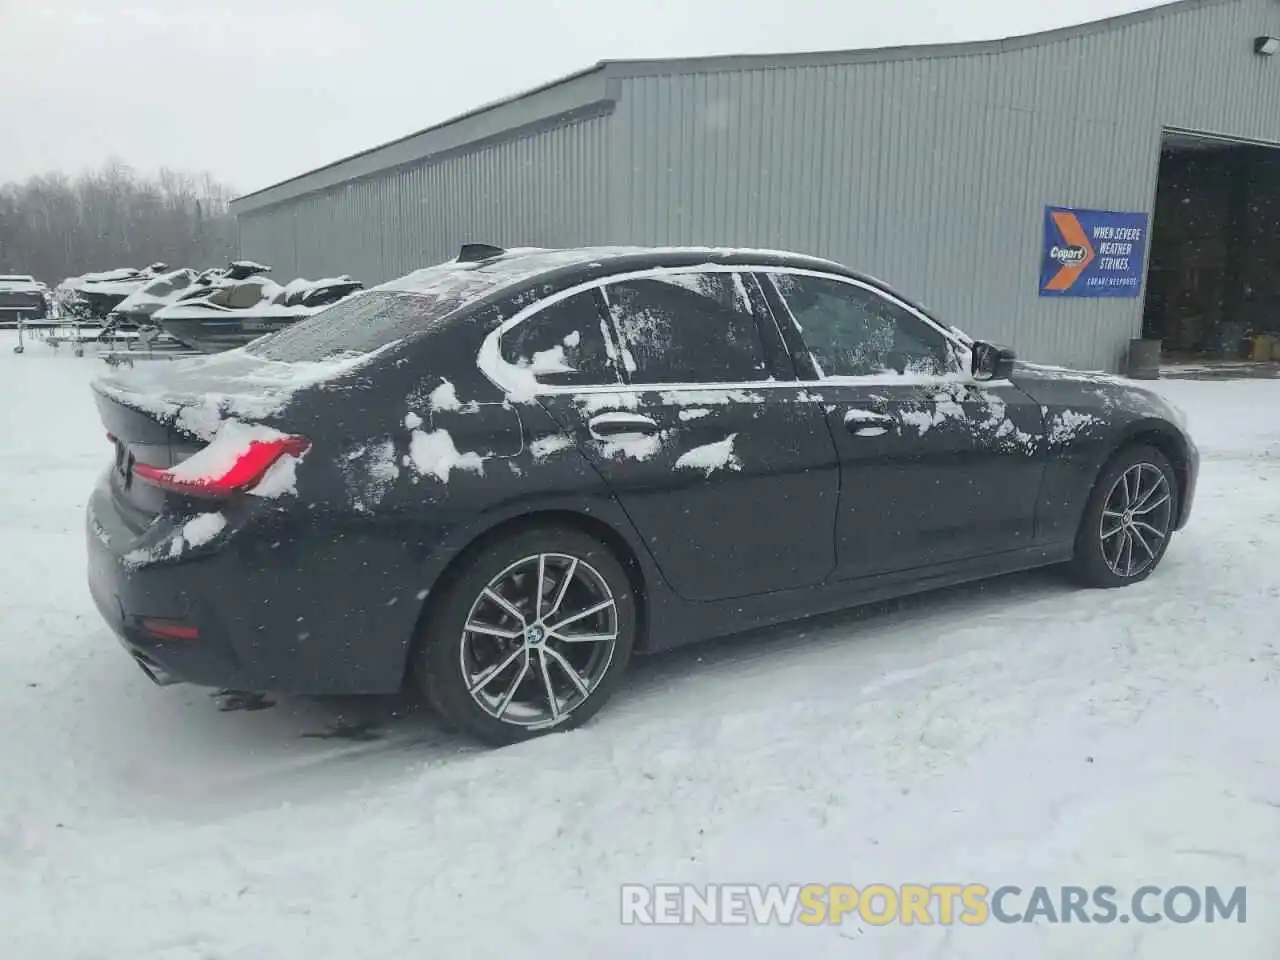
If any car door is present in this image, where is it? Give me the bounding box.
[497,270,840,603]
[759,269,1048,580]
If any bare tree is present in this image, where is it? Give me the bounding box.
[0,158,238,284]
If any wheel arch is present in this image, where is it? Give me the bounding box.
[401,508,651,687]
[1115,420,1192,525]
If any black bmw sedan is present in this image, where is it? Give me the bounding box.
[87,244,1199,746]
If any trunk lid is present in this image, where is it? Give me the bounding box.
[91,344,395,522]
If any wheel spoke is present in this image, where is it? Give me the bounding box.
[1135,492,1170,515]
[548,598,615,634]
[1105,531,1119,570]
[1133,474,1162,511]
[535,554,547,620]
[548,630,617,644]
[1122,531,1136,577]
[545,557,577,620]
[537,649,561,722]
[468,645,525,694]
[1133,519,1166,541]
[543,646,592,698]
[483,587,527,627]
[1130,525,1155,559]
[464,621,522,640]
[495,654,531,718]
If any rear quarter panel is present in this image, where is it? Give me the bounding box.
[271,317,665,691]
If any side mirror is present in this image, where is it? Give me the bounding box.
[971,341,1017,381]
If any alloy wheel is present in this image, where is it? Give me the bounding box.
[458,553,619,729]
[1099,462,1174,579]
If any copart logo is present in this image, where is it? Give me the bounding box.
[1049,245,1088,265]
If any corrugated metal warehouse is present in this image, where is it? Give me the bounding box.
[231,0,1280,372]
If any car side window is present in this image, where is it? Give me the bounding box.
[500,290,621,387]
[603,272,771,384]
[772,273,956,378]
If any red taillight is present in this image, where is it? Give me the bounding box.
[134,431,310,499]
[140,618,200,641]
[106,432,117,443]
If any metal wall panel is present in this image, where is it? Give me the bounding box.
[610,0,1280,370]
[236,0,1280,370]
[237,115,612,286]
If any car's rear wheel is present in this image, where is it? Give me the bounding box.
[414,525,637,747]
[1071,443,1179,588]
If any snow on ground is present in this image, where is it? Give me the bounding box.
[1,331,1279,959]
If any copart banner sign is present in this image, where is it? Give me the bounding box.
[1039,206,1149,299]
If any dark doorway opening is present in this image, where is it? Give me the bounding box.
[1143,132,1280,361]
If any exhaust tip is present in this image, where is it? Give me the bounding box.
[132,653,176,686]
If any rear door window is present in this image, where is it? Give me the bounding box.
[499,291,621,387]
[603,272,772,384]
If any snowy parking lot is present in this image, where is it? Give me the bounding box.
[1,330,1279,959]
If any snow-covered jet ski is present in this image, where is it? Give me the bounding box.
[108,268,202,327]
[153,272,364,353]
[64,264,170,320]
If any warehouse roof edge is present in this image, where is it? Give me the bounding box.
[231,0,1214,213]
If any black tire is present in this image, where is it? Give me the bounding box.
[414,525,637,747]
[1070,443,1179,588]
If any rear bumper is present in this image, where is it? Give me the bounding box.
[87,482,258,690]
[85,467,428,695]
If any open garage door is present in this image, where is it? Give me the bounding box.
[1143,131,1280,362]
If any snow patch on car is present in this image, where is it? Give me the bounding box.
[94,340,402,440]
[971,391,1035,449]
[404,412,423,430]
[342,439,401,510]
[180,512,228,548]
[892,387,1039,452]
[409,429,485,482]
[678,408,711,421]
[843,409,890,424]
[578,392,642,414]
[900,395,967,436]
[526,345,573,375]
[675,435,742,476]
[1019,362,1127,387]
[529,435,574,460]
[123,512,227,569]
[1047,409,1103,444]
[428,379,461,411]
[167,420,285,481]
[598,434,663,461]
[658,389,765,406]
[249,454,301,499]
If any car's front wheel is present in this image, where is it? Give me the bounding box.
[1071,443,1179,588]
[414,525,637,746]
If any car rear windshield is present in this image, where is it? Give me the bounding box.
[245,265,529,362]
[244,290,452,362]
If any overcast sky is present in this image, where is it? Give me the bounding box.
[0,0,1166,196]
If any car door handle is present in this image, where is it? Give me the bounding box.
[588,412,659,440]
[843,409,895,437]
